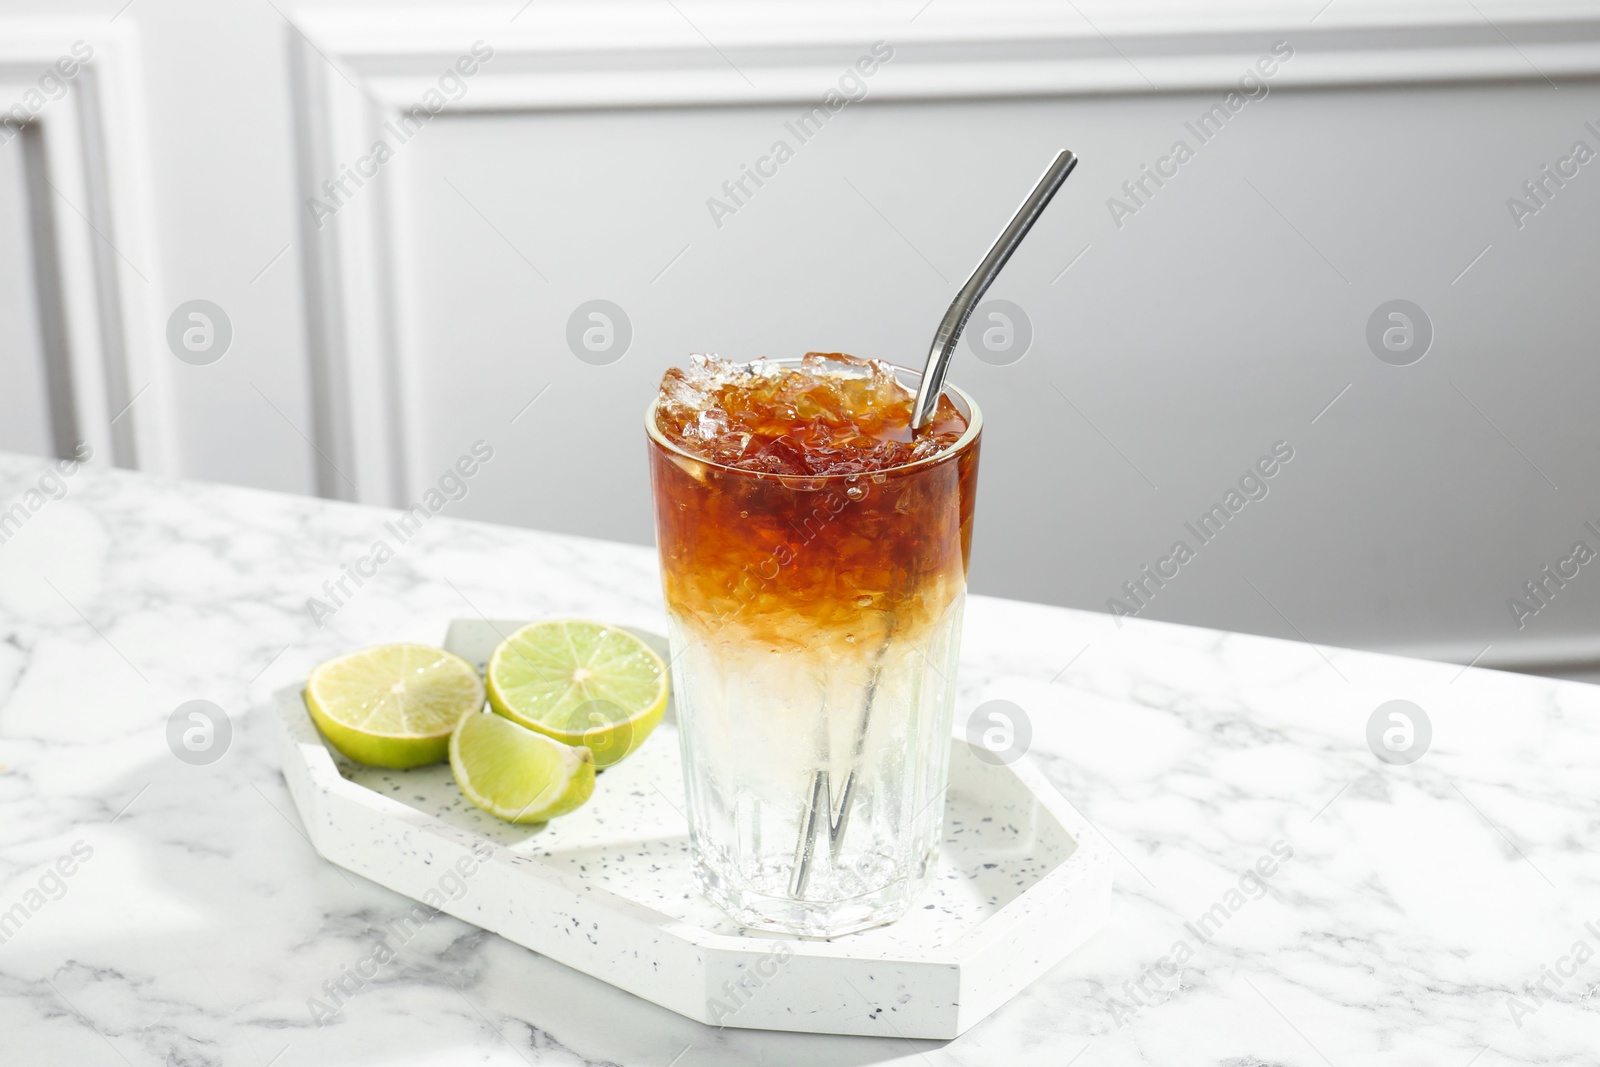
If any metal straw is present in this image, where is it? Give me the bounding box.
[788,150,1080,902]
[910,149,1078,431]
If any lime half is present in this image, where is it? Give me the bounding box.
[486,619,667,767]
[306,644,484,768]
[450,711,595,822]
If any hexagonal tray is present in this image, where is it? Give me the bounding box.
[272,620,1111,1039]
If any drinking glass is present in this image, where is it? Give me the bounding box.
[646,362,981,936]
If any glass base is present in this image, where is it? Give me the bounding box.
[693,845,938,938]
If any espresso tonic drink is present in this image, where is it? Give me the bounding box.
[646,353,980,936]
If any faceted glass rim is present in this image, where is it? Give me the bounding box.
[643,357,983,481]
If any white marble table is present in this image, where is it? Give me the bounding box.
[1,451,1597,1066]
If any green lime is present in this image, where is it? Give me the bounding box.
[306,644,483,768]
[450,711,595,822]
[486,619,667,768]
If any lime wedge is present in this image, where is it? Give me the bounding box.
[305,644,483,768]
[450,711,595,822]
[486,619,667,768]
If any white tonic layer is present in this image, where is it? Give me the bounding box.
[668,597,965,937]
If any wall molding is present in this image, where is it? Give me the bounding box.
[0,20,168,474]
[303,1,1600,105]
[289,0,1600,505]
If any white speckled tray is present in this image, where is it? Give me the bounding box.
[273,620,1111,1039]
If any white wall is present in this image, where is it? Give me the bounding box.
[3,0,1599,672]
